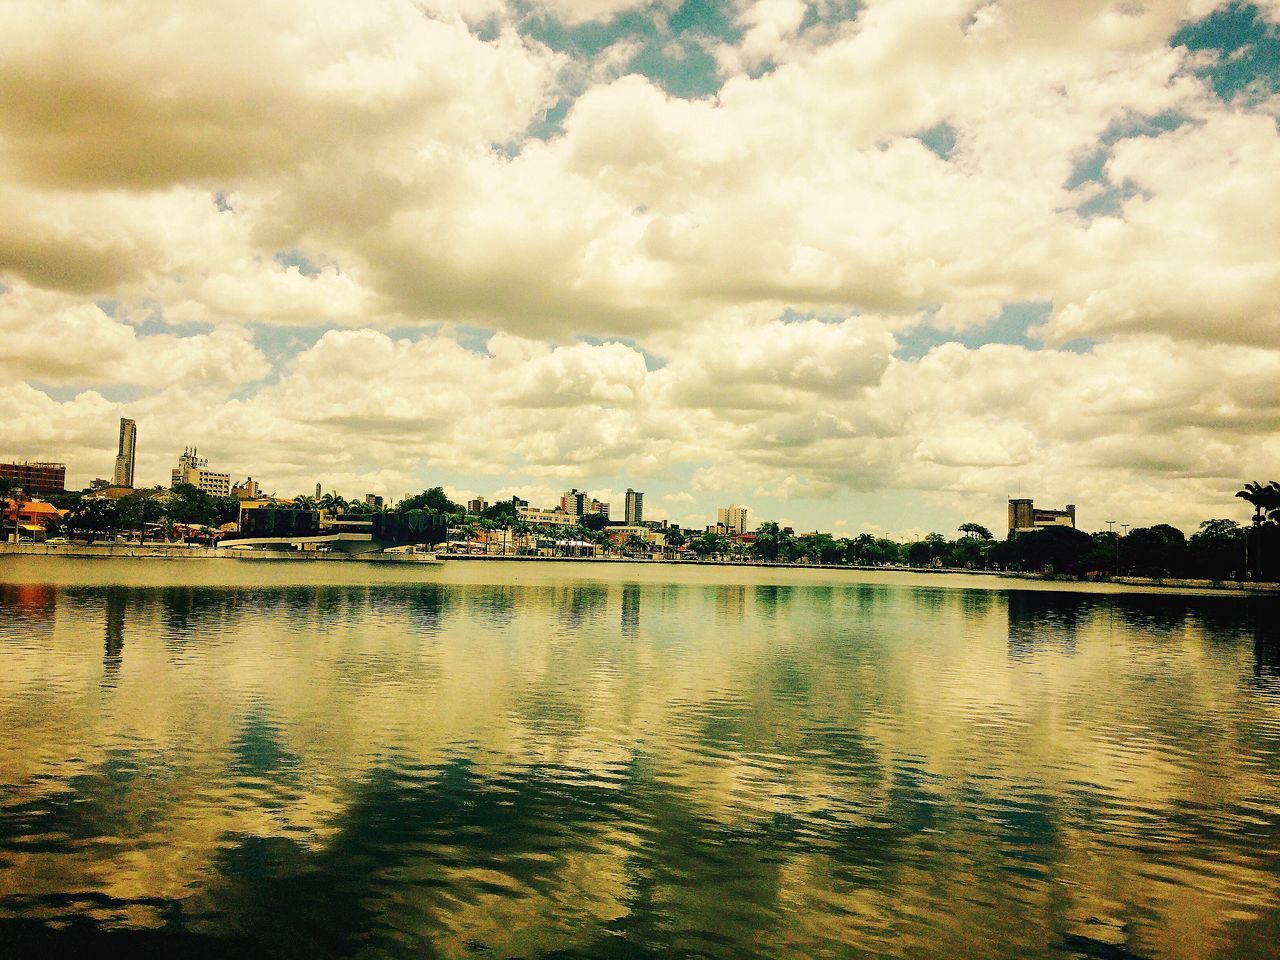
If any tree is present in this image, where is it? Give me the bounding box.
[989,526,1095,575]
[664,528,687,549]
[580,513,609,532]
[167,483,218,527]
[63,499,120,544]
[400,486,461,517]
[1122,524,1186,577]
[481,500,518,524]
[1236,481,1280,525]
[802,533,845,565]
[690,531,727,558]
[624,533,650,556]
[959,522,993,541]
[1188,519,1245,580]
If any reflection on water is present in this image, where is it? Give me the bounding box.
[1,562,1278,959]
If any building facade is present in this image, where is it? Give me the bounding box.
[1007,498,1076,535]
[171,447,231,497]
[467,497,487,514]
[112,418,137,488]
[717,504,749,535]
[519,506,571,526]
[366,494,384,510]
[560,489,588,518]
[624,489,644,525]
[0,461,66,495]
[231,477,261,500]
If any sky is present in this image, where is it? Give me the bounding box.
[1,0,1279,538]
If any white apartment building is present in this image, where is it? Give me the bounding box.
[171,447,231,497]
[519,506,571,526]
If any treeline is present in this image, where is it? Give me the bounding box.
[38,484,242,543]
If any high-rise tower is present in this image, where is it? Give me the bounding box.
[625,488,644,525]
[112,418,137,488]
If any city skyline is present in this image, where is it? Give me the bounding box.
[2,2,1277,541]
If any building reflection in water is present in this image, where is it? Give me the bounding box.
[621,583,641,639]
[103,588,126,684]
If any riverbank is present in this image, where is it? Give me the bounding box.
[0,543,439,563]
[3,543,1276,593]
[444,553,1280,592]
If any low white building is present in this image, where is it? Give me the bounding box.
[171,447,231,497]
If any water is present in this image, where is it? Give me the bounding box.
[1,557,1278,959]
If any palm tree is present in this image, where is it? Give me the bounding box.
[1236,480,1280,579]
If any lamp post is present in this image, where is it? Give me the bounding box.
[1107,520,1117,576]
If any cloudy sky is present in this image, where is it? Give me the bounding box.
[2,0,1278,536]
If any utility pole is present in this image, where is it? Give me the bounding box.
[1107,520,1117,576]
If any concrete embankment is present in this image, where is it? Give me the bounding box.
[442,553,1280,592]
[0,543,438,563]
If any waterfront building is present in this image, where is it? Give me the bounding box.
[624,488,644,525]
[0,461,66,495]
[1008,498,1076,535]
[519,506,571,526]
[171,447,231,497]
[231,477,261,500]
[717,504,749,535]
[560,489,588,518]
[467,497,487,514]
[112,418,137,488]
[3,499,65,541]
[366,494,384,510]
[588,498,610,518]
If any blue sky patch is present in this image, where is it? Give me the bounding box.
[1173,2,1280,101]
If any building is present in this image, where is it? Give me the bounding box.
[112,418,137,488]
[519,506,571,526]
[3,499,66,542]
[231,477,261,500]
[171,447,231,497]
[0,461,66,495]
[366,494,384,510]
[624,488,644,525]
[1008,498,1076,535]
[588,498,610,518]
[467,497,488,514]
[717,504,749,535]
[560,489,588,519]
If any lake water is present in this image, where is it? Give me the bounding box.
[1,557,1278,959]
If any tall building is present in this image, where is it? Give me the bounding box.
[1008,498,1076,534]
[0,461,66,495]
[717,504,749,535]
[467,497,487,514]
[588,498,610,518]
[366,494,384,510]
[624,488,644,525]
[112,418,137,488]
[171,447,231,497]
[231,477,261,500]
[561,489,588,519]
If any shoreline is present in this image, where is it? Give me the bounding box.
[3,542,1277,594]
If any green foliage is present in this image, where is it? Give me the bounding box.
[480,500,518,524]
[690,531,727,557]
[167,483,220,526]
[959,522,993,541]
[580,513,609,532]
[399,486,461,518]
